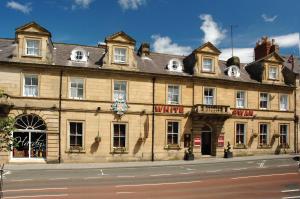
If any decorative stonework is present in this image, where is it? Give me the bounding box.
[111,97,128,116]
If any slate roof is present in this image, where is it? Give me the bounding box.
[0,38,298,85]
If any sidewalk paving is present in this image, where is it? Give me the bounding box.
[4,154,299,171]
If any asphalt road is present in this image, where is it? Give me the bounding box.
[1,158,300,199]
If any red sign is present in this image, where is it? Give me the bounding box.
[194,136,201,146]
[155,105,184,114]
[232,109,254,117]
[217,134,225,147]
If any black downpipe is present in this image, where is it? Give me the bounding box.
[295,80,299,154]
[58,69,63,163]
[151,77,156,161]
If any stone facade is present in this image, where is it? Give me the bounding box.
[0,22,298,163]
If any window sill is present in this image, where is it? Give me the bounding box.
[111,147,128,154]
[69,97,84,100]
[234,144,246,149]
[201,71,215,74]
[22,54,42,59]
[279,144,290,148]
[257,145,272,149]
[112,62,128,66]
[164,145,181,150]
[22,95,39,98]
[65,149,86,153]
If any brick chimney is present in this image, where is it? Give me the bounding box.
[138,43,150,56]
[254,37,280,61]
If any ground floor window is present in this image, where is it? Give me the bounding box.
[259,123,269,145]
[235,123,246,145]
[167,121,179,145]
[113,123,126,148]
[69,122,83,149]
[279,124,288,146]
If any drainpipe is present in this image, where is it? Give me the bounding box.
[151,77,156,161]
[58,69,63,163]
[295,78,299,154]
[191,80,195,153]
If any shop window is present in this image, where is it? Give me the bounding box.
[114,80,127,101]
[69,78,84,99]
[113,123,126,148]
[235,123,246,145]
[280,95,288,111]
[23,74,38,97]
[259,124,269,145]
[167,121,179,145]
[259,93,269,109]
[114,48,127,63]
[25,39,40,56]
[167,85,180,104]
[236,91,246,108]
[69,122,83,149]
[279,124,288,146]
[204,88,214,105]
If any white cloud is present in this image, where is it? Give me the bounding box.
[72,0,93,9]
[220,48,254,63]
[261,14,277,22]
[6,1,32,14]
[151,35,192,56]
[118,0,146,10]
[271,33,300,48]
[199,14,226,46]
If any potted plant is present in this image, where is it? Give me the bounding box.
[224,142,233,158]
[184,146,194,161]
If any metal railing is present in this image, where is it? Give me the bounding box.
[193,104,230,114]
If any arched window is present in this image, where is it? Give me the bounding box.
[70,48,88,62]
[167,59,183,72]
[14,114,47,130]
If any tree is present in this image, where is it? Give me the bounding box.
[0,116,15,151]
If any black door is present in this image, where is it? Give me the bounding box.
[201,132,211,155]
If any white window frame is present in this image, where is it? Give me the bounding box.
[204,87,215,105]
[25,39,41,56]
[167,121,180,145]
[69,78,84,100]
[202,58,213,72]
[279,124,288,146]
[23,74,39,97]
[280,94,288,111]
[235,123,246,145]
[167,85,180,105]
[114,47,127,63]
[259,93,269,109]
[268,66,278,80]
[68,121,84,150]
[236,91,246,108]
[113,80,127,101]
[259,123,269,145]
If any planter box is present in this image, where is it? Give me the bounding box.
[184,153,194,161]
[224,151,233,158]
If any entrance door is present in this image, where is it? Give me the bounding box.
[201,131,211,155]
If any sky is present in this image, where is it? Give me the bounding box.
[0,0,299,63]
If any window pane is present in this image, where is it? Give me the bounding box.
[31,133,46,158]
[70,122,76,135]
[77,123,82,135]
[13,132,30,158]
[203,58,212,71]
[114,124,119,136]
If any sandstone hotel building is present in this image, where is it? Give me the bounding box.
[0,22,298,163]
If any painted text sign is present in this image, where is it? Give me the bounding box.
[217,134,225,147]
[155,105,184,114]
[232,109,254,117]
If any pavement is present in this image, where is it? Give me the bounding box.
[4,154,299,171]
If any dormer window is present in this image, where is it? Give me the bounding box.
[269,66,278,80]
[25,39,40,56]
[227,65,240,78]
[114,47,127,63]
[203,58,213,72]
[70,48,88,62]
[167,59,183,72]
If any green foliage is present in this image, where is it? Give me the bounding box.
[0,116,16,151]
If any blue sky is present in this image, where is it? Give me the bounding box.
[0,0,299,62]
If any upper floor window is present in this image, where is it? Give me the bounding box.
[26,39,40,56]
[69,122,83,149]
[203,58,213,72]
[204,88,214,105]
[260,93,269,109]
[167,121,179,145]
[280,94,288,111]
[269,66,278,80]
[69,78,84,99]
[168,85,180,104]
[236,91,246,108]
[114,80,127,101]
[167,59,183,72]
[70,49,88,62]
[113,123,126,148]
[114,48,127,63]
[23,75,38,97]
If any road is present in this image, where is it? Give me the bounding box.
[1,158,300,199]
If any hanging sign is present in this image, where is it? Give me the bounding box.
[232,109,254,117]
[112,97,128,116]
[155,105,184,114]
[217,134,225,147]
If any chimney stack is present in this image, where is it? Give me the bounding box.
[254,37,280,61]
[138,43,150,56]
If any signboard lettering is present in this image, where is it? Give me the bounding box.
[232,109,254,117]
[155,105,184,114]
[217,134,225,147]
[194,136,201,147]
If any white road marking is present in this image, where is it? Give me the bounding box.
[116,180,202,188]
[3,187,68,193]
[4,194,68,199]
[117,176,135,178]
[116,192,135,194]
[9,179,33,182]
[84,176,103,180]
[179,172,195,175]
[282,189,300,193]
[232,168,248,171]
[206,170,222,173]
[282,196,300,199]
[277,164,293,167]
[247,161,254,164]
[186,168,196,171]
[232,172,298,180]
[150,174,172,177]
[49,178,69,181]
[258,160,266,168]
